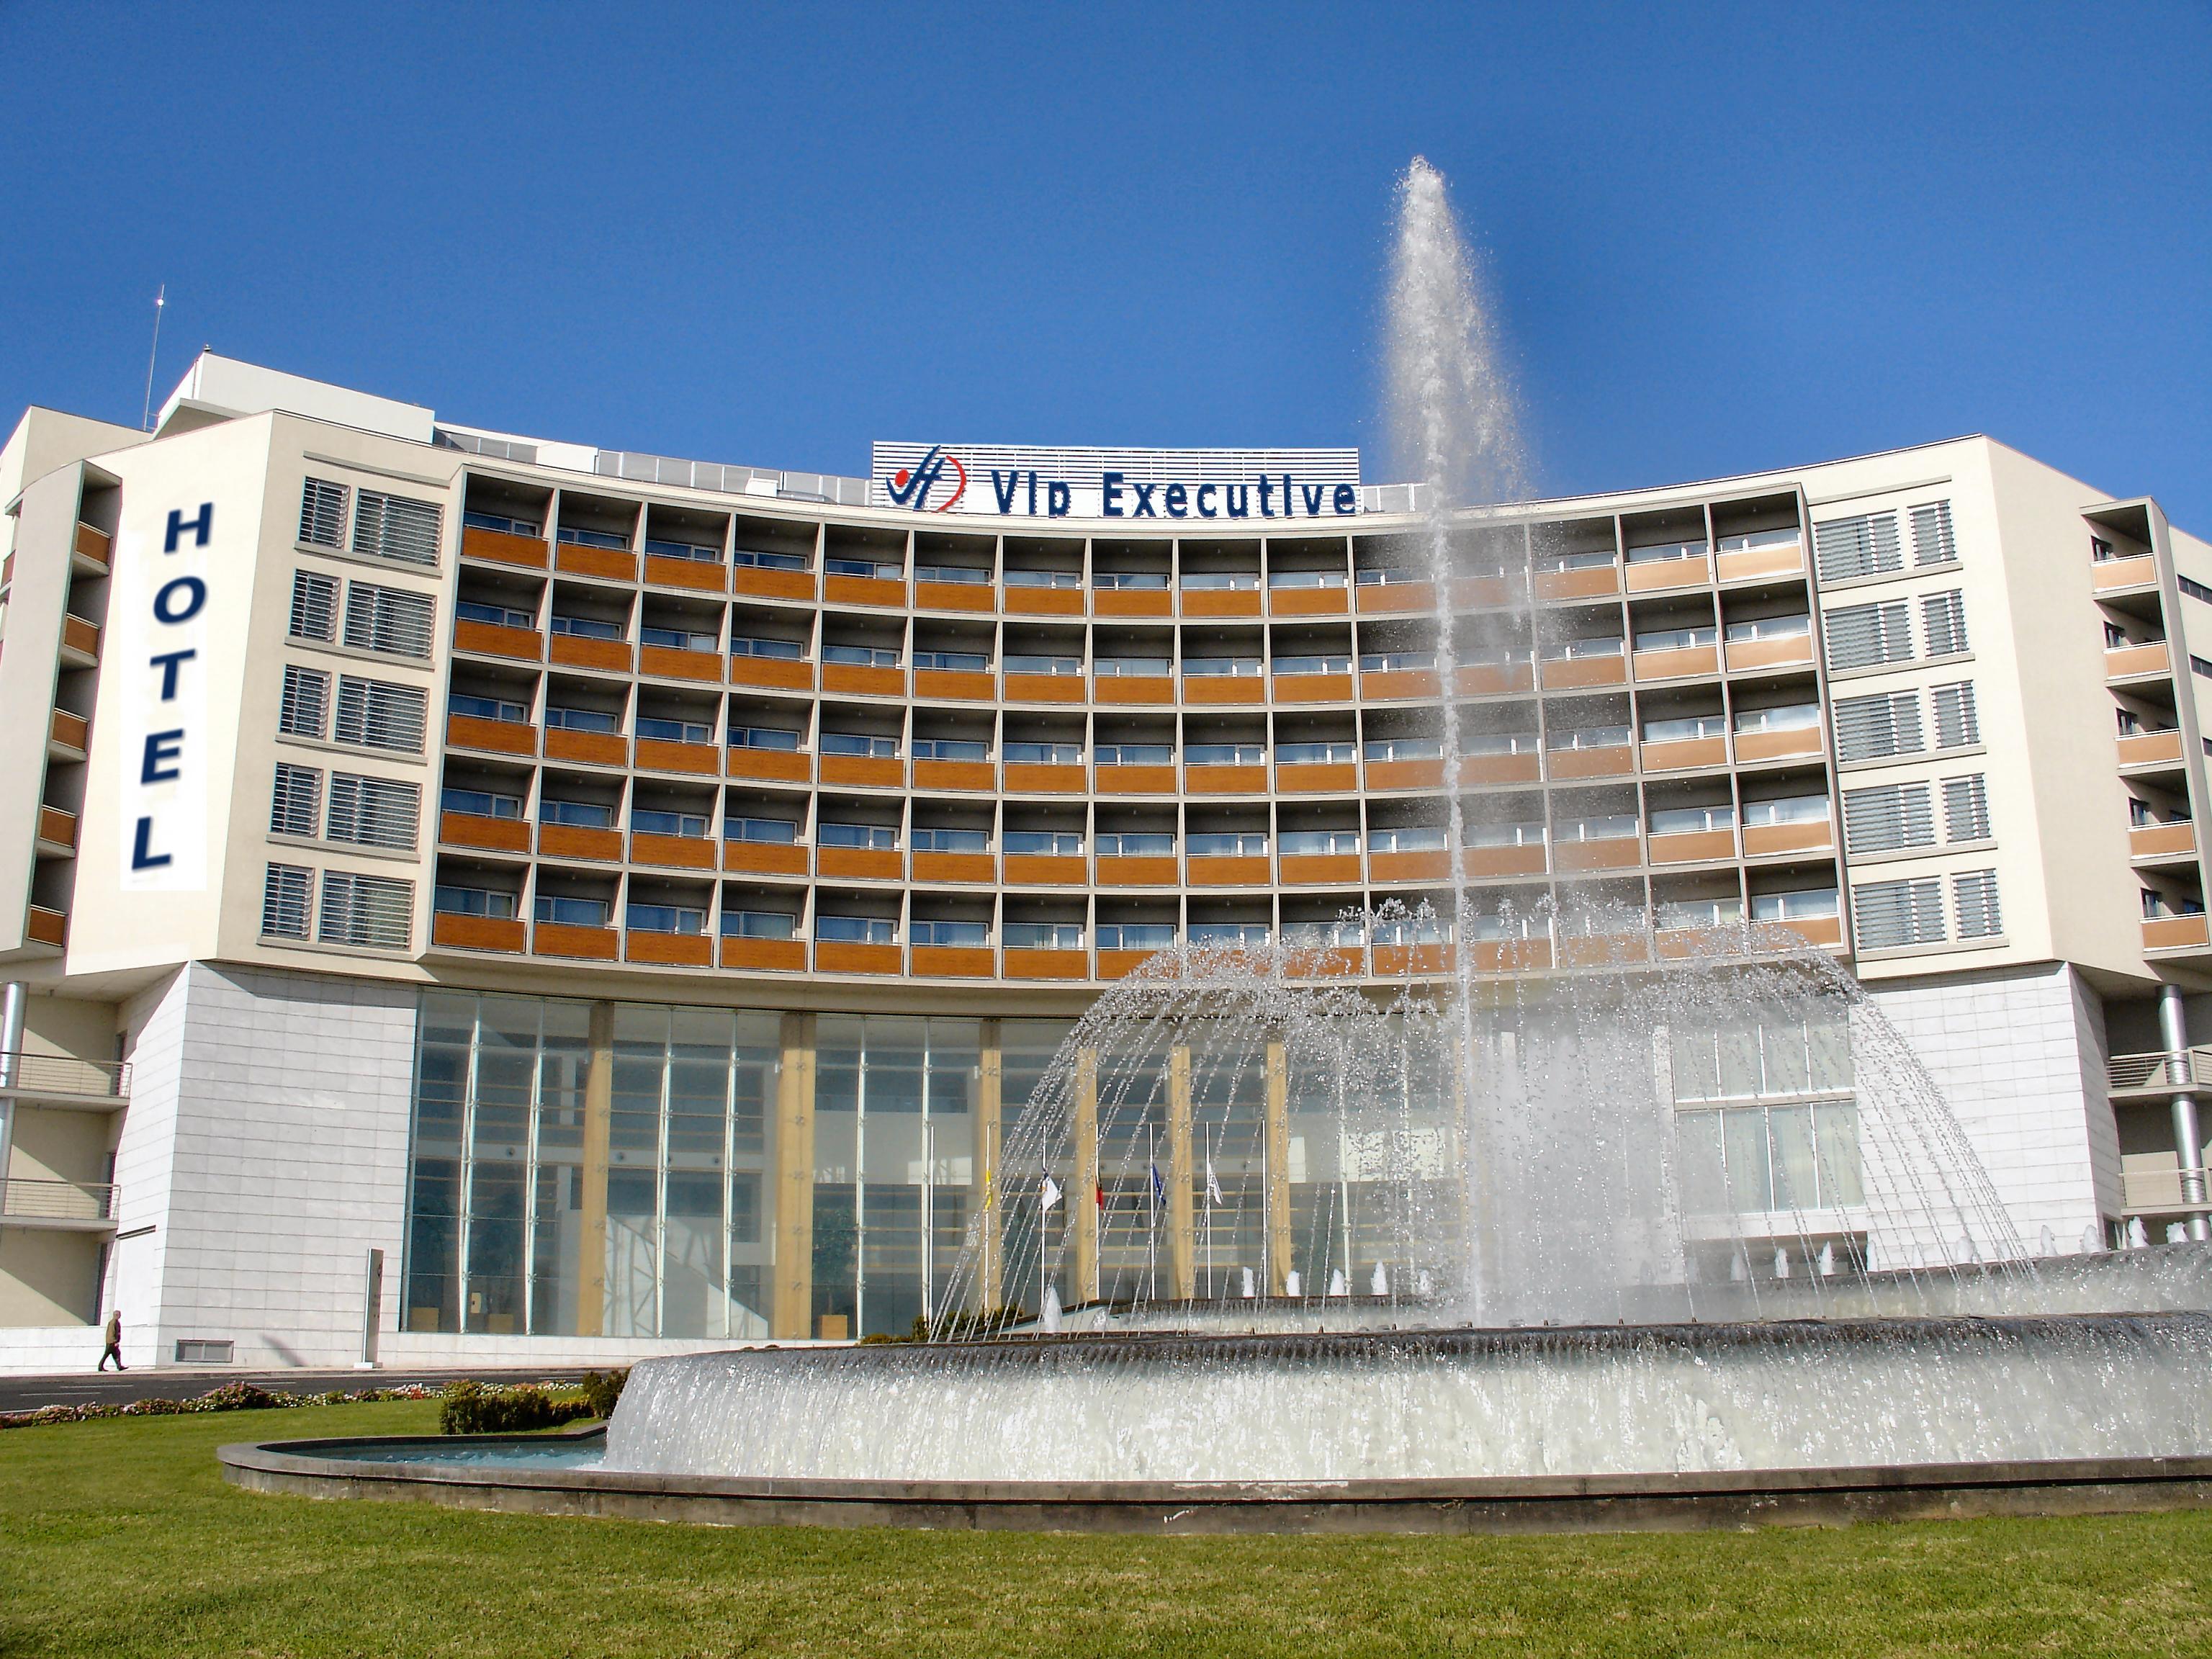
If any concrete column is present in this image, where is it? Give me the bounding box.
[1072,1047,1099,1304]
[2159,985,2209,1242]
[978,1019,1002,1313]
[0,981,22,1209]
[771,1012,817,1339]
[576,1001,614,1336]
[1264,1038,1292,1294]
[1168,1044,1195,1298]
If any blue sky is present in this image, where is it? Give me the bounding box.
[3,3,2206,523]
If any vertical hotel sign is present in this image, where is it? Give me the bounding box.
[117,500,212,891]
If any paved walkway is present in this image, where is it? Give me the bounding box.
[0,1365,595,1414]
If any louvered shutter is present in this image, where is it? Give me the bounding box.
[334,677,428,752]
[1813,512,1902,582]
[289,571,338,642]
[1843,783,1936,853]
[1824,600,1912,670]
[261,863,313,938]
[318,871,413,948]
[1922,590,1969,656]
[278,665,329,738]
[1910,500,1957,566]
[1931,681,1980,747]
[270,763,322,837]
[325,773,421,850]
[1853,877,1946,948]
[352,490,442,567]
[1943,775,1990,842]
[298,478,349,548]
[1833,691,1924,762]
[1954,871,2002,938]
[343,583,435,659]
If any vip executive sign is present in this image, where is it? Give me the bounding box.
[871,442,1362,521]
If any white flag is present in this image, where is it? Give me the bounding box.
[1040,1172,1062,1212]
[1204,1159,1223,1207]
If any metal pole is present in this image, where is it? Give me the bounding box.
[2159,985,2209,1242]
[0,982,24,1221]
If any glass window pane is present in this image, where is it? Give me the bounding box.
[1761,1014,1811,1095]
[1814,1102,1864,1207]
[1723,1108,1773,1211]
[1768,1105,1818,1208]
[1675,1111,1726,1214]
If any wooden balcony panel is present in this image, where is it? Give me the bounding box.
[915,580,995,613]
[1280,853,1362,886]
[1277,762,1359,794]
[2107,642,2173,680]
[1648,828,1737,865]
[439,811,530,853]
[1457,752,1540,788]
[2091,555,2159,593]
[728,656,814,692]
[726,747,812,783]
[817,847,902,881]
[549,634,633,673]
[24,907,66,949]
[1555,836,1642,873]
[1624,554,1711,592]
[1360,670,1442,702]
[1095,855,1179,886]
[1003,763,1087,794]
[639,644,724,683]
[731,566,817,602]
[1004,948,1089,980]
[446,713,536,757]
[1269,587,1348,617]
[719,937,807,972]
[36,806,77,850]
[1725,638,1816,673]
[1547,746,1634,781]
[72,523,114,568]
[554,543,637,583]
[626,931,713,967]
[533,922,619,961]
[630,832,716,871]
[1373,943,1455,976]
[1535,567,1620,601]
[1271,673,1354,704]
[1092,676,1174,706]
[2117,731,2186,769]
[1094,589,1172,619]
[1287,948,1366,979]
[1370,850,1450,883]
[1,552,12,588]
[544,728,628,768]
[820,663,904,698]
[1357,582,1437,615]
[1743,821,1835,858]
[1470,938,1552,974]
[1640,736,1728,773]
[1655,927,1716,960]
[48,709,89,754]
[822,574,906,608]
[1004,854,1087,887]
[1367,758,1445,791]
[461,526,550,570]
[431,912,526,953]
[913,760,995,793]
[1462,844,1545,878]
[1004,586,1084,616]
[814,940,902,975]
[1776,915,1845,950]
[2131,822,2200,859]
[1558,933,1652,968]
[1179,589,1263,619]
[1540,655,1627,691]
[912,945,994,979]
[1637,641,1716,681]
[1184,764,1268,796]
[723,841,808,876]
[912,852,996,884]
[537,822,624,862]
[634,737,719,775]
[1002,672,1085,704]
[1734,727,1824,764]
[1187,855,1271,888]
[819,755,905,789]
[453,619,544,662]
[1096,948,1159,979]
[1182,676,1264,706]
[1717,543,1804,584]
[912,668,997,701]
[1455,663,1534,697]
[60,616,100,662]
[1095,765,1178,794]
[643,554,727,593]
[2143,917,2211,953]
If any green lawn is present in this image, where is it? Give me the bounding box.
[3,1402,2211,1657]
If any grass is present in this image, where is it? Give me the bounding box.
[2,1403,2211,1657]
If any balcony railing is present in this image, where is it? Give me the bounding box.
[0,1051,130,1101]
[0,1177,117,1223]
[2110,1048,2212,1094]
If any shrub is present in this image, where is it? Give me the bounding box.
[578,1369,627,1420]
[438,1380,596,1437]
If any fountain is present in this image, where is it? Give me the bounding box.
[222,161,2212,1532]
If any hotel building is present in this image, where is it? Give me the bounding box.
[0,351,2206,1370]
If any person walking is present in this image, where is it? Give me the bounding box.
[98,1308,124,1371]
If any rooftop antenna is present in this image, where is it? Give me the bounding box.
[139,285,166,431]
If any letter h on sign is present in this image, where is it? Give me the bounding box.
[165,503,213,553]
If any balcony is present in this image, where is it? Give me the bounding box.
[1180,665,1265,706]
[817,845,902,881]
[1179,577,1263,619]
[730,559,816,603]
[537,822,624,862]
[1539,648,1625,691]
[1734,722,1825,765]
[822,565,907,609]
[35,805,77,856]
[642,552,727,593]
[0,1051,130,1107]
[1723,633,1816,673]
[634,735,720,775]
[543,727,628,768]
[1002,663,1086,704]
[631,831,716,871]
[2105,641,2172,683]
[2109,1048,2212,1096]
[453,617,544,662]
[71,522,114,572]
[431,912,527,953]
[1640,734,1729,772]
[912,851,995,884]
[639,642,725,684]
[913,665,998,702]
[1094,760,1177,794]
[47,708,89,759]
[2091,554,2159,595]
[910,944,994,978]
[554,539,637,583]
[820,660,904,698]
[1365,755,1446,792]
[814,940,902,974]
[1187,853,1270,889]
[1462,840,1546,878]
[0,1177,117,1228]
[1004,572,1085,616]
[1632,642,1721,682]
[913,757,995,792]
[914,569,997,613]
[439,810,530,853]
[1624,546,1712,592]
[445,712,536,757]
[2143,914,2211,953]
[727,651,813,693]
[1271,665,1354,703]
[719,935,808,972]
[1004,947,1089,980]
[722,835,808,876]
[1716,532,1803,584]
[59,614,100,667]
[25,906,67,949]
[461,524,551,570]
[1355,572,1435,614]
[2117,729,2186,771]
[1184,761,1268,796]
[1554,830,1642,873]
[2121,1154,2212,1215]
[1280,852,1362,886]
[1534,562,1619,601]
[1743,817,1835,858]
[1092,665,1174,706]
[2130,822,2199,862]
[1277,759,1359,793]
[725,744,811,785]
[534,921,619,960]
[626,930,713,968]
[1647,827,1737,865]
[817,752,904,789]
[1095,854,1177,886]
[1546,737,1635,781]
[547,631,633,674]
[1268,575,1349,617]
[1003,760,1086,794]
[1359,665,1443,702]
[1003,853,1087,886]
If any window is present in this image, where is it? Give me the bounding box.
[818,822,895,850]
[1004,922,1083,950]
[334,676,428,752]
[1833,691,1923,762]
[725,816,798,845]
[289,571,338,642]
[720,909,796,940]
[1922,590,1969,657]
[270,763,322,837]
[2181,575,2212,604]
[1853,877,1946,950]
[1824,600,1913,670]
[261,863,313,938]
[318,870,413,949]
[1954,871,2002,939]
[536,894,611,927]
[343,582,435,659]
[279,665,329,738]
[1930,681,1980,748]
[1910,500,1957,567]
[325,773,421,851]
[441,786,521,819]
[912,919,989,947]
[1843,783,1935,854]
[1943,775,1991,842]
[298,477,349,549]
[353,490,442,567]
[1812,511,1902,583]
[817,915,894,945]
[2091,536,2116,562]
[434,885,516,919]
